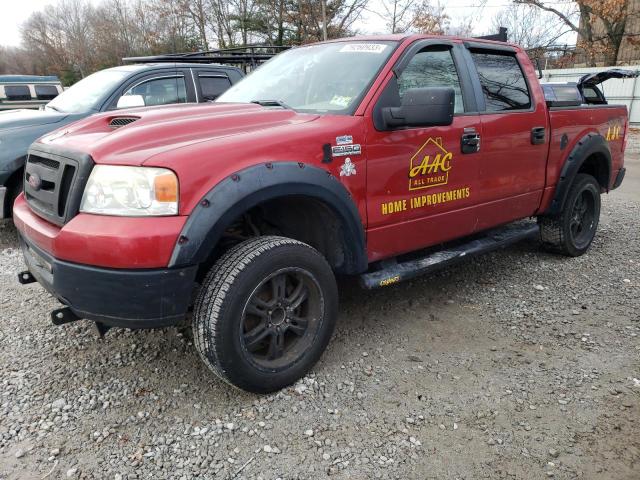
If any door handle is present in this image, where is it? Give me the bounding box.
[531,127,546,145]
[461,129,481,154]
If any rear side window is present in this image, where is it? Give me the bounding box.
[471,51,531,111]
[35,84,59,100]
[199,75,231,101]
[4,85,31,101]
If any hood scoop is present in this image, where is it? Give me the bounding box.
[109,116,139,129]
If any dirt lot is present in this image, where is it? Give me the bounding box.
[1,155,639,479]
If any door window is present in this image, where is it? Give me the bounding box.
[199,75,231,101]
[470,52,531,111]
[4,85,31,101]
[398,48,465,113]
[123,76,187,107]
[35,84,59,100]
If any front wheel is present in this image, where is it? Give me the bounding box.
[539,173,601,257]
[193,236,338,393]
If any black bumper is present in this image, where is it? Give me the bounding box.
[19,236,198,328]
[612,167,626,189]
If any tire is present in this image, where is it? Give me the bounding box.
[539,173,601,257]
[193,236,338,393]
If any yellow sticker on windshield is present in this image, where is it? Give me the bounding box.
[330,95,352,107]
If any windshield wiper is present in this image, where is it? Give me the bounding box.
[45,105,62,112]
[251,99,291,110]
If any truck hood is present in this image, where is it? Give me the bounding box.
[37,103,320,165]
[0,108,70,131]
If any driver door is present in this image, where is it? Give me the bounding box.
[365,42,482,261]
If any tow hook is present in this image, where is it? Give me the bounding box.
[17,270,37,285]
[51,307,81,326]
[94,322,111,339]
[50,307,111,339]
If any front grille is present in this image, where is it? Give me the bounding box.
[24,150,94,226]
[29,155,60,169]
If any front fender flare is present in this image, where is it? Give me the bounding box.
[169,162,368,274]
[546,133,611,216]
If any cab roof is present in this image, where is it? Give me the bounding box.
[323,33,519,50]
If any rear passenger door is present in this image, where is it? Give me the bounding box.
[464,45,549,229]
[192,69,233,102]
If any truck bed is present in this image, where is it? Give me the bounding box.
[538,104,627,212]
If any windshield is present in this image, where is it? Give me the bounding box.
[217,41,397,114]
[46,69,130,113]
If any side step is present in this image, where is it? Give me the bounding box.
[360,222,539,289]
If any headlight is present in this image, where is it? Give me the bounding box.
[80,165,178,216]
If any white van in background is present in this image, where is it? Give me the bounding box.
[0,75,63,111]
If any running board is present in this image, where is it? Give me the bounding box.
[360,222,540,289]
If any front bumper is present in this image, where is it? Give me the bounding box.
[20,234,198,328]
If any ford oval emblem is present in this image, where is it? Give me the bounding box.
[28,173,42,191]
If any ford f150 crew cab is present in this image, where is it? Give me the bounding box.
[14,34,629,393]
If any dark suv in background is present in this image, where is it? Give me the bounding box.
[0,62,244,218]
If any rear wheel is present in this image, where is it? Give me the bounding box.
[539,173,601,256]
[193,236,338,393]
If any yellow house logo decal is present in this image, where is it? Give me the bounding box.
[408,137,452,191]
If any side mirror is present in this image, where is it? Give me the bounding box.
[382,87,455,129]
[117,94,145,109]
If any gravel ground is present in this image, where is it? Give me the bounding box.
[1,161,639,480]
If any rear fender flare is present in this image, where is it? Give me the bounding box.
[169,162,368,274]
[546,133,611,216]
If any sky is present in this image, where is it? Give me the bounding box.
[0,0,516,47]
[0,0,59,46]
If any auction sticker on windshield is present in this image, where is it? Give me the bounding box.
[339,44,388,54]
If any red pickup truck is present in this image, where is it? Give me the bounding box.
[14,35,629,393]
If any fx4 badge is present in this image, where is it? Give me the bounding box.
[408,137,452,191]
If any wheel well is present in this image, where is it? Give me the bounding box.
[3,167,24,217]
[196,195,354,281]
[578,152,609,190]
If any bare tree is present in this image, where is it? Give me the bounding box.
[368,0,414,33]
[492,3,569,49]
[294,0,369,42]
[412,1,450,35]
[445,0,487,36]
[256,0,289,45]
[182,0,210,49]
[229,0,260,45]
[10,0,377,83]
[515,0,635,66]
[209,0,236,47]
